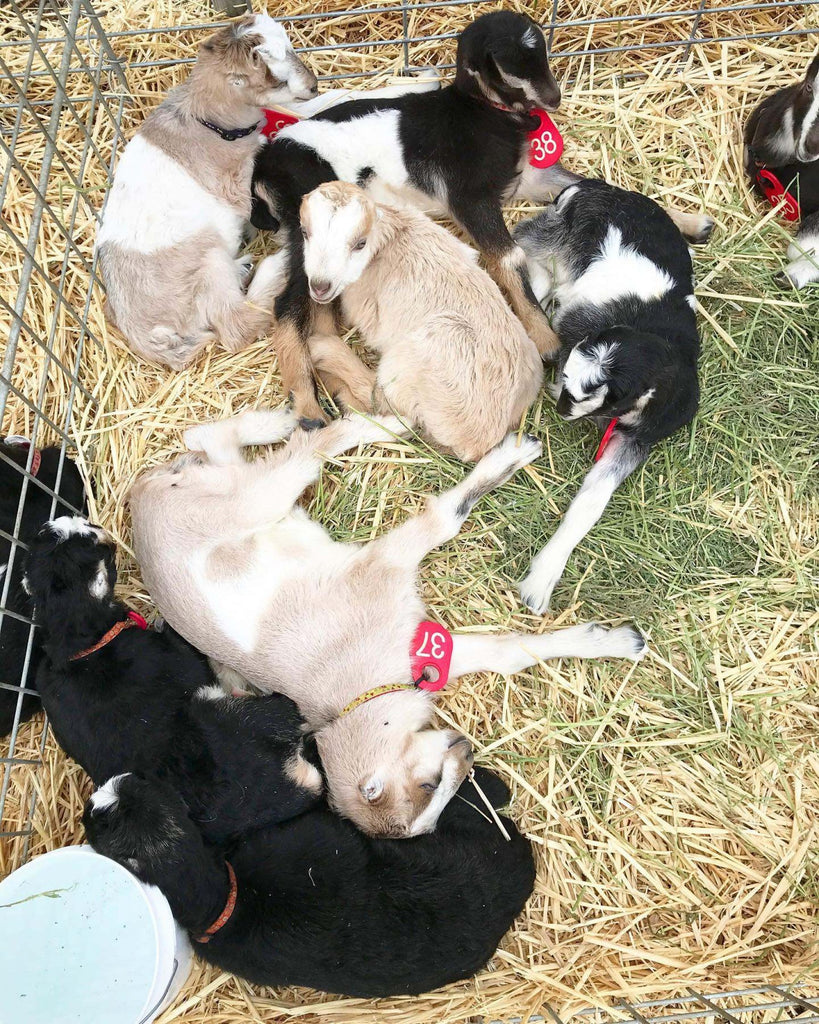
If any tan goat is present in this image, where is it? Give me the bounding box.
[97,15,317,371]
[129,408,646,838]
[299,181,544,461]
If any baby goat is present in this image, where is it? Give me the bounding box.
[85,767,535,997]
[301,181,543,461]
[24,518,321,842]
[98,15,317,370]
[514,180,700,614]
[0,440,87,737]
[745,53,819,288]
[130,408,646,838]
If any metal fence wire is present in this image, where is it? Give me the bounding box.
[0,0,817,1017]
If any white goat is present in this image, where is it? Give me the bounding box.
[129,409,647,838]
[97,15,317,371]
[300,181,543,461]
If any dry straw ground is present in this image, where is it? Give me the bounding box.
[1,1,818,1021]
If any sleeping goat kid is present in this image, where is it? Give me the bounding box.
[24,519,321,842]
[130,408,647,838]
[744,53,819,288]
[97,15,317,371]
[85,767,536,997]
[515,180,700,614]
[0,441,86,737]
[301,181,543,461]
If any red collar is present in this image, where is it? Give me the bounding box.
[5,437,41,477]
[594,418,619,462]
[195,862,237,943]
[69,610,148,661]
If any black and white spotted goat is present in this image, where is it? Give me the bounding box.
[515,179,700,614]
[24,517,322,841]
[745,53,819,288]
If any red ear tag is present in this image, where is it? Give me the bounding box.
[411,621,453,692]
[594,417,619,463]
[527,108,564,169]
[756,168,800,223]
[127,611,148,630]
[261,108,300,139]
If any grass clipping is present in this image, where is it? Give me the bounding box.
[1,1,819,1021]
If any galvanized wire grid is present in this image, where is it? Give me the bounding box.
[0,0,817,1015]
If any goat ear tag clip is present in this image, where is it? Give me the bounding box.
[528,109,563,169]
[261,108,300,139]
[756,168,800,222]
[411,621,453,692]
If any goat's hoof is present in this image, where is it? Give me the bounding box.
[298,417,327,432]
[773,270,794,289]
[687,216,715,245]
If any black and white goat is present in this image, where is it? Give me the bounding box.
[84,766,535,998]
[514,180,700,614]
[0,440,86,737]
[251,10,713,424]
[745,53,819,288]
[24,518,322,841]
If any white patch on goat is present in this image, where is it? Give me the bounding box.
[555,226,674,320]
[49,516,97,540]
[521,25,540,48]
[90,773,130,812]
[281,112,404,183]
[303,192,373,301]
[784,229,819,287]
[89,560,110,600]
[563,342,617,397]
[239,13,289,60]
[194,684,228,702]
[192,512,354,654]
[686,294,697,310]
[284,751,323,794]
[617,387,656,426]
[97,136,245,256]
[797,89,819,161]
[497,68,542,106]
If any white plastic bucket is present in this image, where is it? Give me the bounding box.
[0,845,193,1024]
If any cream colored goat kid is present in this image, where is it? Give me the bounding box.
[130,409,646,837]
[97,15,317,372]
[301,181,544,461]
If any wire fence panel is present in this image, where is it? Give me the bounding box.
[0,0,817,1013]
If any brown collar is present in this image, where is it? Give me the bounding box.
[195,862,237,944]
[68,611,147,662]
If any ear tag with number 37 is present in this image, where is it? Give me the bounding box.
[411,620,453,692]
[528,108,564,169]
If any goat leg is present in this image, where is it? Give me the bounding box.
[448,622,646,678]
[368,432,541,569]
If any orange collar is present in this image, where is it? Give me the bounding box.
[68,611,147,661]
[196,862,237,944]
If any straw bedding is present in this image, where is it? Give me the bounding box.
[1,0,818,1020]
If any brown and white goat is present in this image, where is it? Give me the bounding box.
[97,15,317,371]
[300,182,544,461]
[129,409,646,837]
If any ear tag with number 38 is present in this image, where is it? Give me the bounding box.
[527,108,564,169]
[411,621,453,692]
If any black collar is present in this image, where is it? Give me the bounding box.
[197,118,259,142]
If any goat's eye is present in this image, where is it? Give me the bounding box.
[420,782,437,793]
[352,238,366,252]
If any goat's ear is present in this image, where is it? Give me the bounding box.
[806,53,819,84]
[360,776,384,804]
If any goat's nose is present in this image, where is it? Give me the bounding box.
[310,278,332,299]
